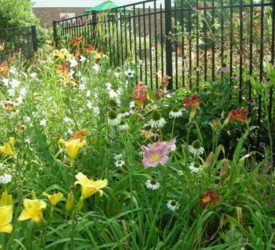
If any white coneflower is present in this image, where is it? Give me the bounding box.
[169,105,183,118]
[0,173,12,184]
[124,68,135,78]
[148,110,166,129]
[115,159,125,168]
[166,200,180,211]
[189,161,202,173]
[108,110,121,126]
[118,110,130,119]
[188,140,204,156]
[145,179,160,190]
[118,120,129,131]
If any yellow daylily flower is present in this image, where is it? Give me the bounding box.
[43,192,63,206]
[0,191,13,206]
[0,137,15,156]
[0,205,13,233]
[18,199,47,223]
[58,138,87,161]
[74,172,108,199]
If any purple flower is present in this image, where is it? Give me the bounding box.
[142,139,176,168]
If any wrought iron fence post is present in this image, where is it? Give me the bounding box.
[53,20,59,48]
[31,26,38,52]
[165,0,173,90]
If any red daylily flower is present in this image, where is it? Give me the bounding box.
[201,189,220,208]
[70,36,85,46]
[84,44,95,54]
[183,93,201,111]
[228,108,248,122]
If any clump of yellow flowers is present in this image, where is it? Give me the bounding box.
[0,137,15,156]
[0,191,13,233]
[0,171,108,233]
[58,138,87,163]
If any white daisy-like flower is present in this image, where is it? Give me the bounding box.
[188,140,204,156]
[169,106,183,118]
[117,111,130,119]
[148,110,166,129]
[166,200,180,211]
[189,162,202,173]
[108,117,121,126]
[40,119,47,126]
[124,68,135,78]
[148,117,166,129]
[0,173,12,184]
[115,159,125,168]
[86,90,91,97]
[145,179,160,190]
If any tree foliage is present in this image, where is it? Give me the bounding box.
[0,0,39,28]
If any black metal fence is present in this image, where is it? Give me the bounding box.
[0,26,38,62]
[53,0,274,123]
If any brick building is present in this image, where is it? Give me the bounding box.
[32,0,141,28]
[32,0,96,27]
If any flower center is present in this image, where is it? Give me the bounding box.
[150,179,156,185]
[151,153,160,162]
[152,110,161,121]
[192,140,201,149]
[172,105,179,112]
[202,195,211,203]
[108,110,117,120]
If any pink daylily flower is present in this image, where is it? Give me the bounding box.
[142,139,176,168]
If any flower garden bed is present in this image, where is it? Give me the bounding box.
[0,40,274,249]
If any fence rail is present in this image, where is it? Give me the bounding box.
[0,25,38,62]
[53,0,275,128]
